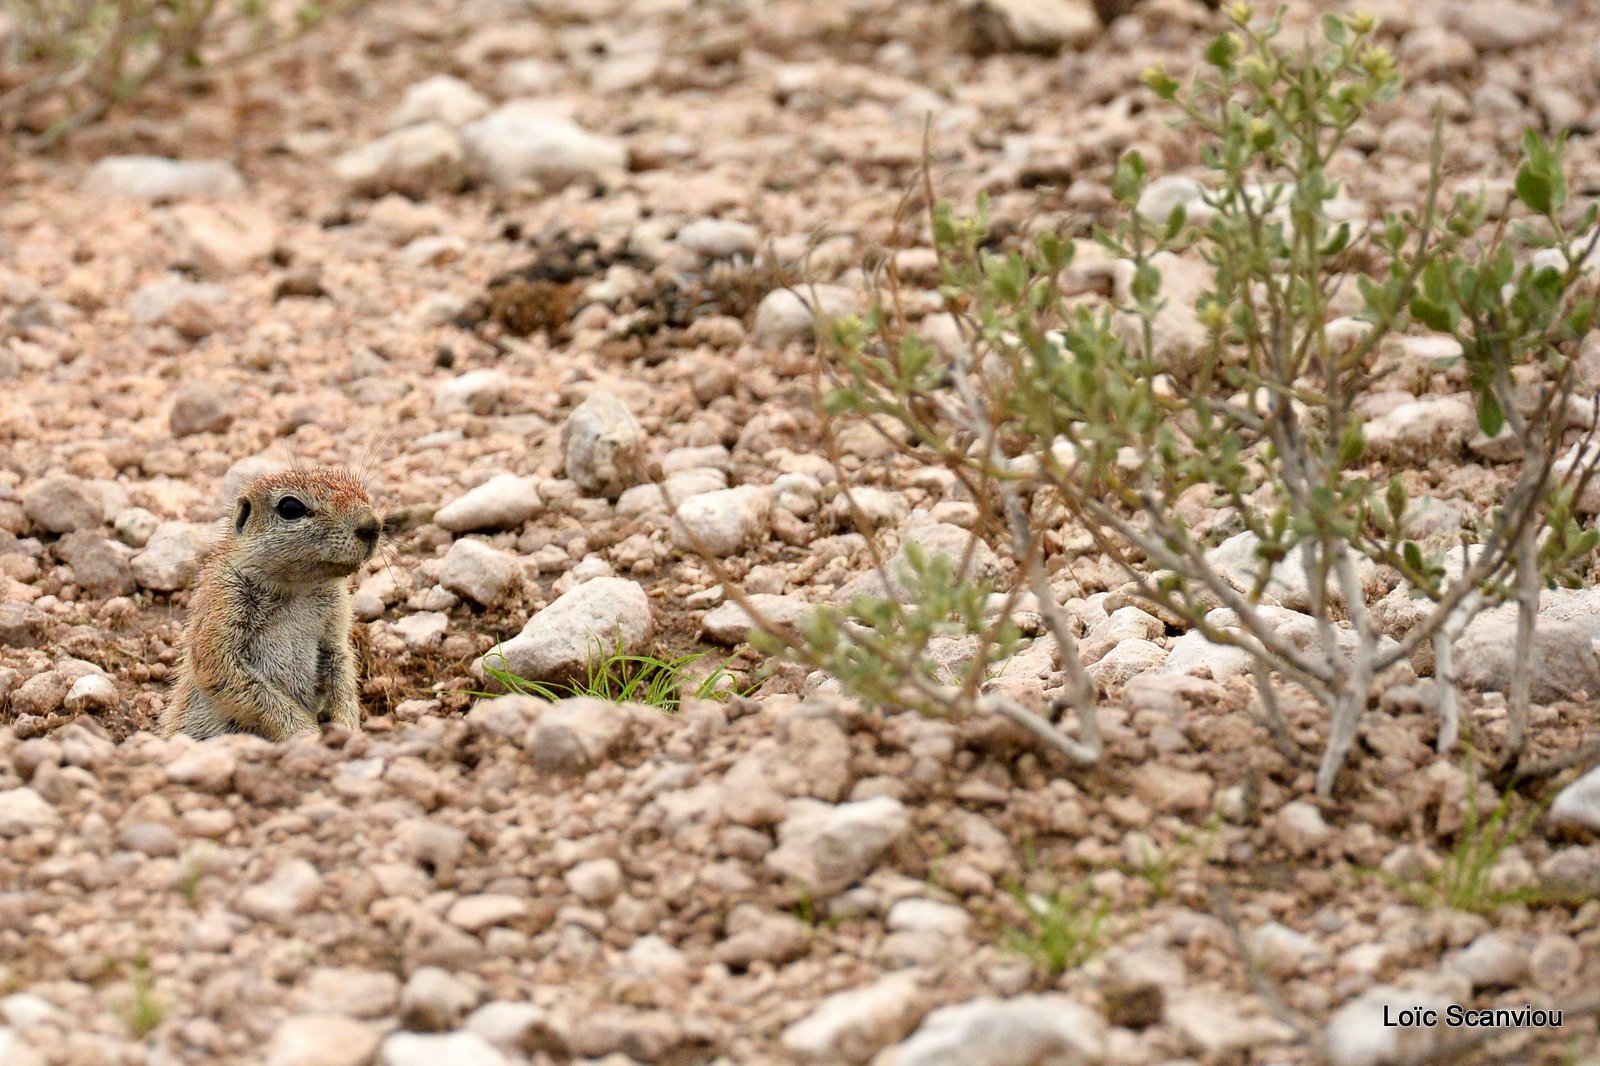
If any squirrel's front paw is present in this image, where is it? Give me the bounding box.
[326,702,362,730]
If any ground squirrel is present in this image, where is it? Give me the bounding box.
[160,466,385,741]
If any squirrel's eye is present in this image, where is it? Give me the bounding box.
[275,496,309,520]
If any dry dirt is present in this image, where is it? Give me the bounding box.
[1,0,1599,1064]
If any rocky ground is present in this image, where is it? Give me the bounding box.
[3,0,1600,1063]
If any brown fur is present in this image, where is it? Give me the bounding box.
[160,466,382,741]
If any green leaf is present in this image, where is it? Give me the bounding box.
[1205,32,1241,70]
[1111,152,1147,206]
[1514,163,1553,216]
[1337,417,1366,466]
[822,389,864,416]
[1386,477,1408,523]
[1142,67,1180,100]
[1476,393,1504,438]
[1321,14,1347,45]
[1163,203,1188,240]
[1131,263,1161,303]
[1409,296,1455,332]
[1320,222,1352,257]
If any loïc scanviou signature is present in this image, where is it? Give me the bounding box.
[1383,1004,1564,1029]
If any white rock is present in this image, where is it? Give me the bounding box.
[389,74,492,130]
[436,475,542,532]
[1248,922,1327,977]
[22,476,103,534]
[1553,440,1600,514]
[169,383,234,436]
[622,935,690,979]
[400,967,478,1032]
[774,472,823,516]
[381,1031,507,1066]
[874,994,1106,1066]
[676,218,760,259]
[833,519,1002,606]
[672,486,772,557]
[1446,2,1558,50]
[782,971,927,1064]
[1082,606,1164,662]
[1158,630,1254,681]
[393,611,449,650]
[0,994,59,1028]
[464,695,540,741]
[1137,175,1206,223]
[434,369,511,416]
[833,487,909,528]
[168,202,277,276]
[237,859,323,923]
[63,674,119,714]
[447,894,528,932]
[616,469,726,517]
[1324,986,1449,1066]
[1203,530,1381,611]
[266,1014,380,1066]
[0,788,59,837]
[1448,931,1529,990]
[1456,612,1600,703]
[562,392,649,498]
[126,276,228,326]
[401,235,466,266]
[440,539,521,606]
[1085,638,1166,688]
[1550,764,1600,831]
[131,522,209,591]
[960,0,1097,52]
[1113,251,1210,375]
[752,285,855,348]
[703,593,810,644]
[523,698,640,773]
[461,102,626,187]
[1365,395,1476,461]
[887,899,972,938]
[481,577,652,683]
[565,858,624,904]
[502,59,558,95]
[164,745,237,791]
[303,968,401,1019]
[0,1030,45,1066]
[1529,934,1581,990]
[465,1002,569,1056]
[1274,801,1331,856]
[334,122,466,197]
[113,507,160,548]
[766,796,911,897]
[83,156,244,200]
[1167,991,1296,1056]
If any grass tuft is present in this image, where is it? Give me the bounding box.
[478,637,757,713]
[120,954,163,1039]
[1004,878,1114,978]
[1379,754,1561,914]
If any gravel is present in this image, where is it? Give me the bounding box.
[5,3,1599,1062]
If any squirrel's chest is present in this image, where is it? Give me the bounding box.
[244,598,334,702]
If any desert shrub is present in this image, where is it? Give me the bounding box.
[746,6,1600,796]
[0,0,353,139]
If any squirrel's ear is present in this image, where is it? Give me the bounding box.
[234,498,252,533]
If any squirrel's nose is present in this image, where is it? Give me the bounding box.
[355,514,380,547]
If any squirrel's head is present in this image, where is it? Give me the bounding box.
[228,467,382,584]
